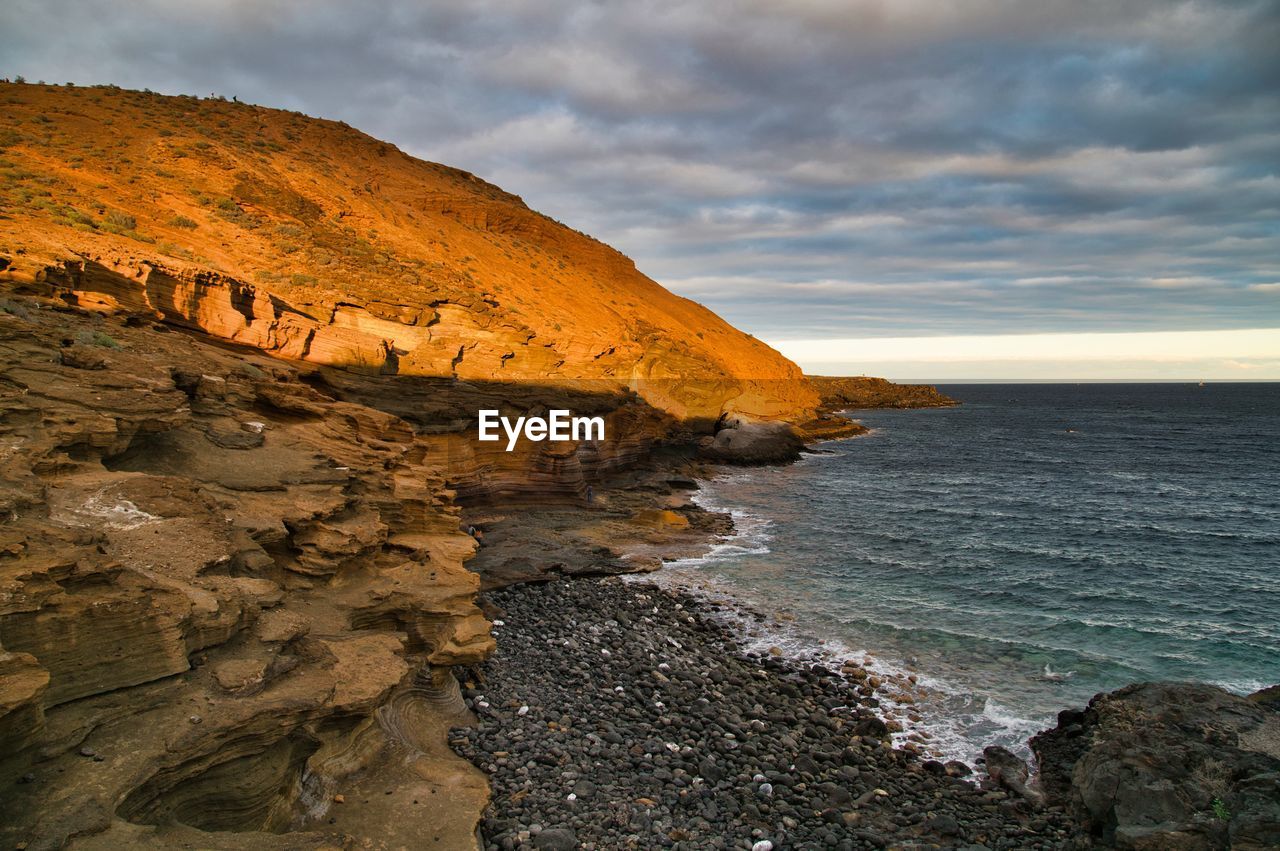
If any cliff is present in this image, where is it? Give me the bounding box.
[0,84,903,848]
[0,83,823,848]
[0,82,816,426]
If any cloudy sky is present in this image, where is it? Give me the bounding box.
[3,0,1278,378]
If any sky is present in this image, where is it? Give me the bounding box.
[2,0,1278,379]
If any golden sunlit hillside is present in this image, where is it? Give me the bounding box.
[0,82,817,422]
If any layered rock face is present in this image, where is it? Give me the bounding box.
[295,369,677,503]
[0,298,495,848]
[1032,682,1280,850]
[0,82,817,427]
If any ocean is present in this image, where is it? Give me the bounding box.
[659,383,1280,762]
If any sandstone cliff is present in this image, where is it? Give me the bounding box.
[0,296,506,847]
[0,82,816,427]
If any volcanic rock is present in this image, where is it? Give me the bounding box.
[1032,681,1280,849]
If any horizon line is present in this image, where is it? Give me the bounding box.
[875,378,1280,384]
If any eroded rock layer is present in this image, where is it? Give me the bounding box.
[0,296,497,848]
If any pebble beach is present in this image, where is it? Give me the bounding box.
[452,577,1089,850]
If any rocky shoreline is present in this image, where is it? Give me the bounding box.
[453,457,1279,851]
[452,577,1088,850]
[1,281,1272,849]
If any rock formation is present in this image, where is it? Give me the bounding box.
[1032,682,1280,850]
[0,298,495,847]
[0,83,934,848]
[0,289,760,847]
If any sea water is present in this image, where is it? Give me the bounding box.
[659,383,1280,762]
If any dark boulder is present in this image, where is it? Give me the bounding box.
[852,716,889,740]
[1031,681,1280,850]
[532,827,578,850]
[982,745,1043,807]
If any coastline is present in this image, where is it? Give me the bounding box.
[628,455,978,765]
[0,73,1272,851]
[2,277,1270,849]
[453,428,1096,849]
[454,407,1280,850]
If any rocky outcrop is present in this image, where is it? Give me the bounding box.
[699,414,806,464]
[1032,682,1280,850]
[301,369,677,503]
[0,82,819,427]
[809,375,957,410]
[0,296,494,848]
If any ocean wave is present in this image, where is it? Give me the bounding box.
[666,541,772,569]
[897,691,1048,765]
[829,613,1129,667]
[661,478,775,571]
[1208,677,1271,695]
[661,576,1052,763]
[1103,518,1278,543]
[649,480,1096,763]
[956,539,1122,565]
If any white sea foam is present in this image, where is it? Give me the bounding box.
[660,479,775,569]
[633,474,1050,765]
[697,579,1044,763]
[1209,677,1270,695]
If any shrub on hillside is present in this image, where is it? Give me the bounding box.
[104,210,136,231]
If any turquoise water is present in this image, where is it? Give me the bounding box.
[661,383,1280,761]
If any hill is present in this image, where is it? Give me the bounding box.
[0,81,816,424]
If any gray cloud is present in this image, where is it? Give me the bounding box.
[2,0,1277,338]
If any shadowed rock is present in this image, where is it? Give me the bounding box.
[1032,681,1280,850]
